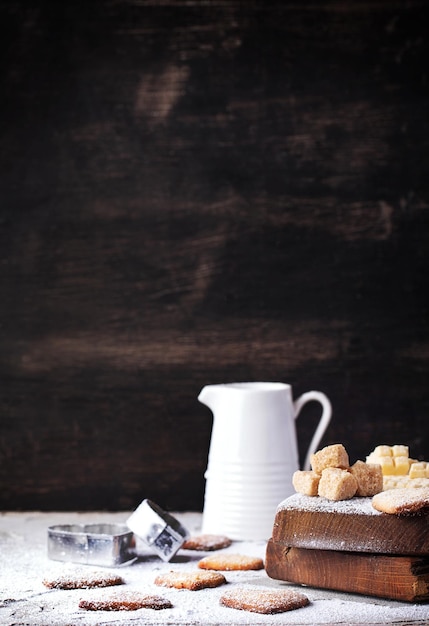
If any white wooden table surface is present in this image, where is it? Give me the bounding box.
[0,511,428,625]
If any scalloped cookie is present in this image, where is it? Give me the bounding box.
[182,534,232,551]
[198,553,264,571]
[79,591,172,611]
[220,587,309,614]
[43,569,124,590]
[154,570,226,591]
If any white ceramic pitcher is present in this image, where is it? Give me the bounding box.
[198,382,332,540]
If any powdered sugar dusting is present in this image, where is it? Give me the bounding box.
[1,511,427,625]
[372,487,429,514]
[220,586,309,613]
[278,493,381,515]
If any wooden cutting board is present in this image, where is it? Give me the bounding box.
[271,493,429,555]
[266,542,429,602]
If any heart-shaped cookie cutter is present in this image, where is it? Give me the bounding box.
[47,523,136,567]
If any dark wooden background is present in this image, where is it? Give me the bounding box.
[1,0,428,512]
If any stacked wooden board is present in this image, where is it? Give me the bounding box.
[265,494,429,602]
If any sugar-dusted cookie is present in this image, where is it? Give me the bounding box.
[79,590,172,611]
[154,569,226,591]
[43,569,124,590]
[220,587,309,614]
[182,533,232,551]
[372,487,429,515]
[198,553,264,571]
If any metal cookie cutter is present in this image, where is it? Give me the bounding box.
[47,523,136,567]
[126,499,189,562]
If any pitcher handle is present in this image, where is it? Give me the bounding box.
[294,391,332,470]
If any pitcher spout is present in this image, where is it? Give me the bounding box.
[197,384,219,411]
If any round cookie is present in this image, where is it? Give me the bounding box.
[43,569,124,590]
[372,487,429,514]
[154,570,226,591]
[79,590,172,611]
[182,533,232,551]
[220,587,309,614]
[198,553,264,571]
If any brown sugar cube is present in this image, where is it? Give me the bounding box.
[310,444,350,474]
[318,467,358,501]
[292,470,320,496]
[350,460,383,496]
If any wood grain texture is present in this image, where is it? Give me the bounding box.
[265,543,429,602]
[271,495,429,555]
[0,1,428,511]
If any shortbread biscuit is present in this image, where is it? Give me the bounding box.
[310,443,349,474]
[350,460,383,496]
[79,590,172,611]
[154,570,226,591]
[43,570,124,590]
[318,467,357,501]
[220,587,309,614]
[182,534,232,551]
[198,553,264,571]
[292,470,320,496]
[372,487,429,515]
